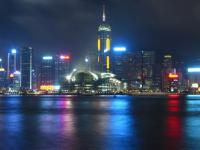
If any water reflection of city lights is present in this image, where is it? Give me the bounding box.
[5,114,22,133]
[111,100,129,111]
[168,94,180,98]
[186,100,200,112]
[165,95,182,149]
[40,99,54,109]
[187,95,200,99]
[94,112,137,149]
[58,97,74,109]
[60,114,76,136]
[186,95,200,112]
[167,99,180,113]
[166,116,181,138]
[110,115,133,136]
[39,114,59,134]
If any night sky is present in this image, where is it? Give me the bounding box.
[1,0,200,64]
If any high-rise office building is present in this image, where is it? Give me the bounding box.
[0,59,7,88]
[20,47,33,90]
[40,56,54,89]
[163,55,173,72]
[97,5,112,73]
[12,71,21,90]
[113,50,155,89]
[162,55,173,92]
[168,69,180,93]
[7,49,21,90]
[0,58,3,67]
[55,55,71,86]
[113,47,129,82]
[7,49,17,78]
[175,61,187,91]
[141,51,155,89]
[132,51,155,89]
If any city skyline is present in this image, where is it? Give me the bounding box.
[1,0,200,62]
[0,1,200,94]
[1,2,200,150]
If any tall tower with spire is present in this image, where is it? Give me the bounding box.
[97,4,112,73]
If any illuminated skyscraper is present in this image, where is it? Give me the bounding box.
[40,56,54,88]
[97,5,112,72]
[7,49,21,90]
[0,59,7,88]
[55,55,71,86]
[130,51,155,89]
[113,47,129,82]
[20,47,33,90]
[162,55,173,92]
[7,49,17,78]
[163,55,173,71]
[140,51,155,89]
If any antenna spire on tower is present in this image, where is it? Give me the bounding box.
[103,4,106,22]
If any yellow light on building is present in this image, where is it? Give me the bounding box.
[40,85,54,91]
[98,38,101,51]
[106,38,110,51]
[106,56,110,69]
[0,68,5,72]
[98,56,100,62]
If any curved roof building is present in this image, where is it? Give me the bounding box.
[64,70,123,93]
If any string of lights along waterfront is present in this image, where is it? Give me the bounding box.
[0,3,200,95]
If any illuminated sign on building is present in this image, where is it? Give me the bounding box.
[113,47,127,52]
[40,85,54,91]
[60,55,70,60]
[11,49,17,54]
[164,55,172,58]
[43,56,53,60]
[168,73,179,79]
[98,26,111,32]
[40,85,60,91]
[191,83,199,88]
[188,68,200,73]
[0,68,5,72]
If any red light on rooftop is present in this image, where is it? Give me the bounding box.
[168,73,179,79]
[60,55,70,60]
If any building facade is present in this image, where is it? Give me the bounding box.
[130,51,155,89]
[55,55,71,86]
[20,47,33,90]
[40,56,54,88]
[7,49,17,78]
[97,5,112,73]
[113,47,129,82]
[0,59,7,89]
[162,55,173,92]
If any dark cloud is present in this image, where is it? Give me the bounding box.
[0,0,200,63]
